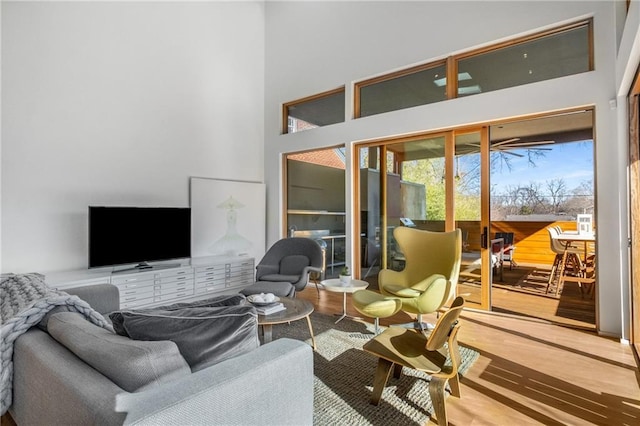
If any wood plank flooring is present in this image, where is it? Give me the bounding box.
[298,285,640,426]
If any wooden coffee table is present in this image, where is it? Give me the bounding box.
[256,297,316,350]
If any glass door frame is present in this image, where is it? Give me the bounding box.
[629,69,640,354]
[353,126,493,310]
[455,127,492,310]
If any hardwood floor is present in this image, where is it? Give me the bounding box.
[0,413,16,426]
[298,285,640,426]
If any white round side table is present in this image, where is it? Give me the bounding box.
[321,278,369,323]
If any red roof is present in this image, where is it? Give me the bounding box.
[288,149,345,169]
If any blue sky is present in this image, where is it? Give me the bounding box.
[489,140,594,193]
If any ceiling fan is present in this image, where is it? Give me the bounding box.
[470,138,554,157]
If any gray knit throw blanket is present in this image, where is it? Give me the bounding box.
[0,273,110,415]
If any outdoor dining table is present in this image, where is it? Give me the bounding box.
[555,231,596,295]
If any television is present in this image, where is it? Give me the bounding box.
[89,206,191,269]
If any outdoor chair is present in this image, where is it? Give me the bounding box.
[379,227,462,330]
[362,296,465,426]
[495,232,517,269]
[461,229,471,252]
[545,227,584,294]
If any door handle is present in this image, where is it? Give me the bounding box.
[481,226,488,249]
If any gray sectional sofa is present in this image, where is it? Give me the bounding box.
[9,284,314,425]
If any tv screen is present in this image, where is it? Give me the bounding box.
[89,206,191,269]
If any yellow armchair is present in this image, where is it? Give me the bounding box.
[379,227,462,328]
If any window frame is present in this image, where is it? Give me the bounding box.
[353,18,593,119]
[354,59,448,119]
[282,86,345,134]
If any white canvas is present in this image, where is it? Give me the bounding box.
[190,177,266,261]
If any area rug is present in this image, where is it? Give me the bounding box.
[269,311,480,425]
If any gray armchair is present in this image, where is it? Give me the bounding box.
[242,238,323,297]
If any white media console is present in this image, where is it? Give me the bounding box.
[45,256,255,309]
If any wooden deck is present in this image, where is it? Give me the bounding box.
[361,260,596,329]
[380,218,597,328]
[459,262,596,329]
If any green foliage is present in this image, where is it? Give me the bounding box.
[401,157,480,220]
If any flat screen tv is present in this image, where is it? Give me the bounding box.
[89,206,191,269]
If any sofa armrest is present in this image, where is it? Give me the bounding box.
[66,284,120,314]
[119,338,313,426]
[12,328,128,426]
[305,266,323,276]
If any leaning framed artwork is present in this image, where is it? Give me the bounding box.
[190,177,266,261]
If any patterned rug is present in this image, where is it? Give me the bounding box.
[269,311,480,425]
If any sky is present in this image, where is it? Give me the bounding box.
[487,140,594,194]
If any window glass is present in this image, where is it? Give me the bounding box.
[358,63,447,118]
[284,89,345,133]
[457,24,590,97]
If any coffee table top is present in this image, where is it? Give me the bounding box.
[321,278,369,294]
[256,297,314,326]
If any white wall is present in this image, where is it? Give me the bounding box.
[1,1,265,272]
[264,1,626,337]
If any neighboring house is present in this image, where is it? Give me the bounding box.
[1,1,638,346]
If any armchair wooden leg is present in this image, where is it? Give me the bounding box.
[428,375,448,426]
[311,278,321,298]
[393,363,403,379]
[370,358,394,405]
[448,373,461,398]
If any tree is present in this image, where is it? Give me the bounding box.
[401,158,446,220]
[564,179,595,214]
[546,178,568,214]
[494,182,545,217]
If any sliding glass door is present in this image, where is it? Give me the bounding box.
[355,128,492,309]
[454,130,489,309]
[352,110,596,321]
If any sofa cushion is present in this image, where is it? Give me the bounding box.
[259,273,300,283]
[110,305,259,372]
[279,255,310,275]
[241,281,295,298]
[48,312,190,392]
[149,294,246,311]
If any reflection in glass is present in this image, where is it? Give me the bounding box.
[358,64,447,117]
[458,24,590,97]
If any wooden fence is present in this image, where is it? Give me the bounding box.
[412,220,585,266]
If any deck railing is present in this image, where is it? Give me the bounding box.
[411,220,588,267]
